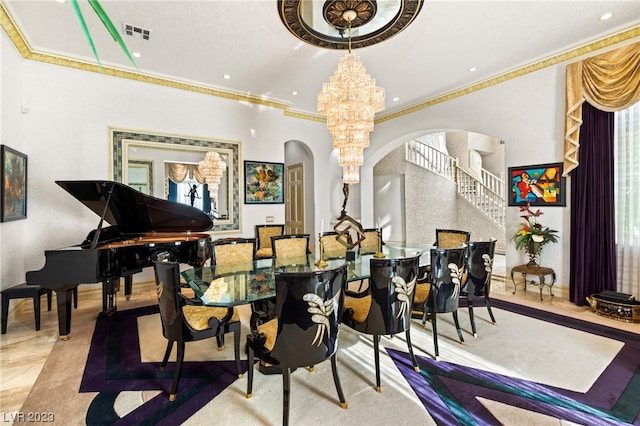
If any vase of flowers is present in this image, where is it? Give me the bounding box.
[511,203,559,267]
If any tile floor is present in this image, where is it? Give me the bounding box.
[1,255,638,418]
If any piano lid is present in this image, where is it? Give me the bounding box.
[56,180,213,233]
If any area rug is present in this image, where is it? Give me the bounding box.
[80,304,247,425]
[391,299,640,425]
[18,298,640,425]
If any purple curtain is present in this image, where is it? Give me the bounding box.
[569,102,616,305]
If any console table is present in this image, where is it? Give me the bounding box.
[510,264,556,301]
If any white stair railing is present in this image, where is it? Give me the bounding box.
[406,140,505,229]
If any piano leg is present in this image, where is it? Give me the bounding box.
[124,276,133,300]
[99,278,119,317]
[55,288,73,340]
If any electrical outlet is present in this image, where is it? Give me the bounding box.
[266,216,274,223]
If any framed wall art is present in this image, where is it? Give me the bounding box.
[244,161,284,204]
[1,145,28,222]
[508,162,566,207]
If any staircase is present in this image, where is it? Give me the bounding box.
[405,140,506,229]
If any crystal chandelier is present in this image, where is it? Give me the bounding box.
[198,151,226,197]
[317,8,384,184]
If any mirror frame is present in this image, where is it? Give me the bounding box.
[110,128,241,232]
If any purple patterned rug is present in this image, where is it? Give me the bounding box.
[80,304,247,425]
[390,298,640,425]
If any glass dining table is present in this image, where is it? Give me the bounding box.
[180,242,432,307]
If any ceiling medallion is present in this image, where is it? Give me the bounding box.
[278,0,424,50]
[322,1,377,29]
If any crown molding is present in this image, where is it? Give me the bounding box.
[376,25,640,124]
[1,4,638,124]
[0,3,289,112]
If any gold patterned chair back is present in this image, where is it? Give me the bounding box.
[360,229,381,254]
[211,238,256,265]
[436,229,470,249]
[272,234,310,258]
[320,232,347,259]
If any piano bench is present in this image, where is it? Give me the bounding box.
[1,284,53,334]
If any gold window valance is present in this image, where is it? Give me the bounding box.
[563,41,640,176]
[166,163,205,184]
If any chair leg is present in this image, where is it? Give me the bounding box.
[452,311,465,344]
[282,368,291,426]
[160,340,174,370]
[404,328,420,372]
[216,333,225,350]
[467,299,477,337]
[373,334,381,392]
[330,354,347,408]
[485,296,497,325]
[246,345,254,398]
[169,341,185,401]
[431,313,439,358]
[231,323,242,378]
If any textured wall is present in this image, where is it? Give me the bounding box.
[374,145,506,249]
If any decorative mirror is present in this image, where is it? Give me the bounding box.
[110,129,241,232]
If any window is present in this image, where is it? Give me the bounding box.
[614,101,640,295]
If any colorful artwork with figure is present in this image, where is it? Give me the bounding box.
[1,145,28,221]
[508,162,565,207]
[244,161,284,204]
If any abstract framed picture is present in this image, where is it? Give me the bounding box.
[1,145,28,221]
[244,161,284,204]
[508,162,565,207]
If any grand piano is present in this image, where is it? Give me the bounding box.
[26,180,213,339]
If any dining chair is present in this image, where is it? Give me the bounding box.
[255,224,285,259]
[153,260,242,401]
[420,247,467,359]
[460,239,498,337]
[271,234,310,259]
[246,263,349,426]
[414,229,470,313]
[320,231,347,259]
[342,255,421,392]
[210,237,257,265]
[360,228,383,255]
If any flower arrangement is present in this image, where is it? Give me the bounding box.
[512,203,559,266]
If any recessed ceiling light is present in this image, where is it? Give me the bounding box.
[392,97,400,102]
[469,67,478,72]
[223,74,231,80]
[291,91,298,96]
[55,0,65,3]
[600,12,613,21]
[132,51,141,58]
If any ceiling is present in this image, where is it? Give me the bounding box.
[2,1,639,117]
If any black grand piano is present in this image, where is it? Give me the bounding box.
[26,180,213,339]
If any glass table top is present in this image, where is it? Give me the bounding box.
[180,242,432,307]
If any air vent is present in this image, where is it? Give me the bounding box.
[123,23,150,40]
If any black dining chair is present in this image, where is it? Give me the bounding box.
[255,224,285,259]
[460,239,498,337]
[246,263,349,426]
[153,260,242,401]
[414,229,470,312]
[420,247,467,359]
[342,255,421,392]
